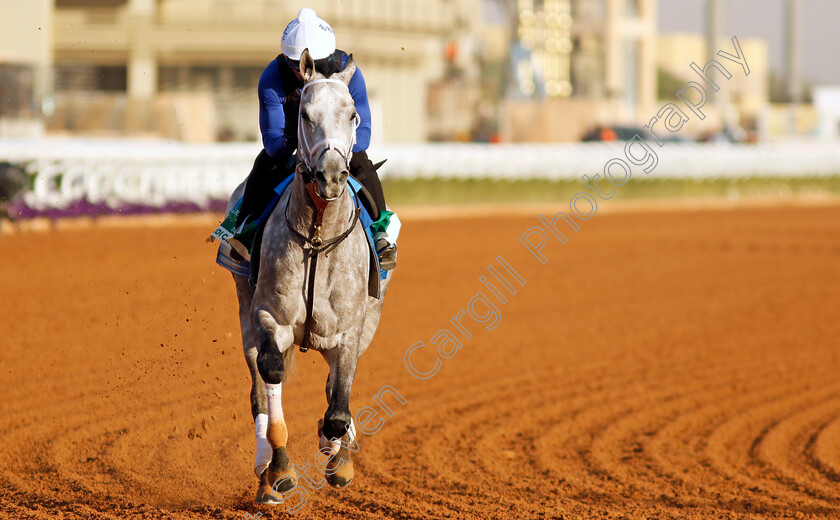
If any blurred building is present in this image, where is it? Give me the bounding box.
[657,33,768,139]
[812,87,840,141]
[410,1,487,142]
[0,0,52,137]
[2,0,661,144]
[489,0,658,142]
[1,0,477,143]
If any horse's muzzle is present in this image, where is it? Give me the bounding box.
[316,170,349,201]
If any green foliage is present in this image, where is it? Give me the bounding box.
[382,176,840,207]
[657,68,686,101]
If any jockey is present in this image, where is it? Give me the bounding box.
[230,8,398,270]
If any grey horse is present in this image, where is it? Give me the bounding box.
[223,49,392,505]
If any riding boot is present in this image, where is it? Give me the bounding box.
[349,150,386,213]
[235,149,292,230]
[229,149,292,260]
[350,150,399,270]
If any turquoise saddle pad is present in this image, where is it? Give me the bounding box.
[216,176,385,298]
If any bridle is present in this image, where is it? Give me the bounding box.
[286,76,362,254]
[285,76,364,351]
[296,78,361,193]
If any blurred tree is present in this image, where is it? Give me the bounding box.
[657,67,684,101]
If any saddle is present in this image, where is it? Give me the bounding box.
[214,176,386,299]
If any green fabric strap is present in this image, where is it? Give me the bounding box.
[370,210,394,236]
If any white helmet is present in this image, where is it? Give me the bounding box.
[281,8,336,61]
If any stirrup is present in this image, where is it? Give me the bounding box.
[228,236,251,262]
[375,238,397,271]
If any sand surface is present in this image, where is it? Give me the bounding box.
[2,204,840,519]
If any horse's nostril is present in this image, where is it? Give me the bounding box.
[315,171,326,183]
[340,170,349,180]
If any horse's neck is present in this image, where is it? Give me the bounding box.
[287,174,354,236]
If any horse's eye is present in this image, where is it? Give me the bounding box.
[301,111,310,122]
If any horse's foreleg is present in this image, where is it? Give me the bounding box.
[244,348,272,478]
[320,346,360,488]
[234,276,271,479]
[253,308,298,503]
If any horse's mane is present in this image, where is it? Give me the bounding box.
[313,51,350,78]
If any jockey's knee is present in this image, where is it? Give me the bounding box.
[350,150,386,212]
[237,149,295,228]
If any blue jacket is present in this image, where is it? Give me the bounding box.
[258,52,372,159]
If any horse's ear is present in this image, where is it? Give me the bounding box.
[335,54,356,86]
[300,48,316,82]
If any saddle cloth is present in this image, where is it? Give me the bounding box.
[214,177,386,299]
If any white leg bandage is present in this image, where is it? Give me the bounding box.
[265,383,283,422]
[319,418,356,456]
[254,413,272,477]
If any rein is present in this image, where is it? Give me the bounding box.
[286,76,363,352]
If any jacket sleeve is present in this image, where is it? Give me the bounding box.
[258,63,293,158]
[347,65,372,152]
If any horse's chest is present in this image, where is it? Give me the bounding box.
[311,266,364,316]
[264,227,367,347]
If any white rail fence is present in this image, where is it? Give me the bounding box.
[1,139,838,215]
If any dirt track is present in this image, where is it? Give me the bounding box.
[2,205,840,519]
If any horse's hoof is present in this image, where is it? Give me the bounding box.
[254,483,284,505]
[326,469,353,489]
[266,465,298,492]
[325,448,354,489]
[318,418,357,488]
[254,466,298,504]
